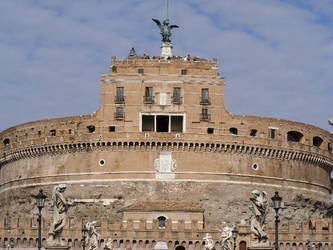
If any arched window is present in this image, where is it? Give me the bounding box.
[157,216,167,229]
[239,241,247,250]
[175,246,185,250]
[287,131,304,143]
[313,136,323,147]
[3,138,10,147]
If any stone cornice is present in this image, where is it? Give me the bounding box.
[1,140,332,170]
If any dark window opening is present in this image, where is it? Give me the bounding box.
[172,87,182,104]
[287,131,304,142]
[142,115,154,132]
[171,116,183,132]
[69,129,74,135]
[50,129,56,136]
[138,68,144,74]
[207,128,214,134]
[313,136,323,147]
[87,125,95,133]
[175,246,185,250]
[115,87,124,103]
[181,69,187,75]
[3,138,10,147]
[111,65,117,73]
[270,129,276,139]
[250,129,257,137]
[201,88,210,105]
[229,128,238,135]
[329,143,332,151]
[115,107,124,120]
[200,108,210,121]
[156,116,169,132]
[109,126,116,132]
[38,131,41,136]
[144,87,154,103]
[157,216,166,228]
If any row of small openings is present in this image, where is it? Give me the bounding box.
[254,128,324,148]
[135,69,187,75]
[2,127,118,145]
[87,125,117,133]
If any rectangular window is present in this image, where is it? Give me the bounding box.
[156,115,169,132]
[201,88,210,105]
[207,128,214,134]
[200,108,210,120]
[171,116,183,132]
[115,87,124,103]
[142,115,154,131]
[181,69,187,75]
[115,107,124,119]
[109,126,115,132]
[172,87,182,104]
[270,129,276,139]
[141,114,184,133]
[138,68,144,74]
[144,87,153,103]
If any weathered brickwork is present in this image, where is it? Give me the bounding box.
[0,55,332,249]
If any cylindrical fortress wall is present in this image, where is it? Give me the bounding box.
[0,144,331,224]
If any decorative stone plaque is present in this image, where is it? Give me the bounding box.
[154,152,176,180]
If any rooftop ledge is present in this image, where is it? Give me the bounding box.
[111,55,218,64]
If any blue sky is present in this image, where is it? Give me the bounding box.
[0,0,332,132]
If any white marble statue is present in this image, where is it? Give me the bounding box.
[47,184,73,246]
[220,222,232,250]
[85,221,100,250]
[203,233,214,250]
[105,238,113,250]
[249,190,268,244]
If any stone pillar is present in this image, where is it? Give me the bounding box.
[161,43,173,58]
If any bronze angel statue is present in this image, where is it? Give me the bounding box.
[152,18,179,43]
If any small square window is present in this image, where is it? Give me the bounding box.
[50,129,56,136]
[109,126,116,132]
[87,125,95,133]
[250,129,257,137]
[138,68,144,74]
[207,128,214,134]
[181,69,187,75]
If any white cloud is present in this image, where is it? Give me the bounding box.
[0,0,332,132]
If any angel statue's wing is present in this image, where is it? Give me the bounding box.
[152,18,161,28]
[170,25,179,29]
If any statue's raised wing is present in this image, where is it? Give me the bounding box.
[152,18,161,28]
[170,25,179,29]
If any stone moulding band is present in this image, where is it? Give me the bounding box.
[0,140,332,169]
[0,174,330,196]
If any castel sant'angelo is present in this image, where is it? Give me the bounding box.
[1,6,333,250]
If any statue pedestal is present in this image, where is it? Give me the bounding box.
[45,237,70,250]
[248,243,272,250]
[45,246,70,250]
[161,43,173,58]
